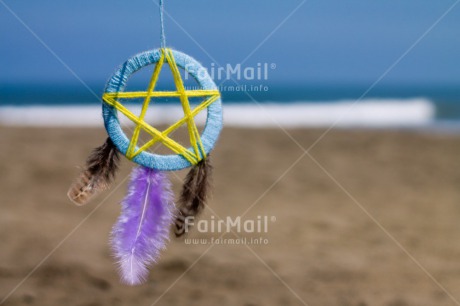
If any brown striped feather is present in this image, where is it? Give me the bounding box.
[67,137,120,206]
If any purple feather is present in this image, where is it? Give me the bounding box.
[111,166,175,285]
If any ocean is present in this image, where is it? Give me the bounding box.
[1,83,459,129]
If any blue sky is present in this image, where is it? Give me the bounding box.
[1,0,460,86]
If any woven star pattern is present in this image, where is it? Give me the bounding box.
[102,49,220,164]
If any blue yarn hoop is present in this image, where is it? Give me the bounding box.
[102,49,223,171]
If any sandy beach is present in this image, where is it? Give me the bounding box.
[1,126,460,306]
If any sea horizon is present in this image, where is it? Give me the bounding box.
[1,82,459,129]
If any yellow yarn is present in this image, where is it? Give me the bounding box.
[102,48,220,165]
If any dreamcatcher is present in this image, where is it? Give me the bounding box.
[67,0,222,285]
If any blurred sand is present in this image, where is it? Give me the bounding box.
[1,126,460,306]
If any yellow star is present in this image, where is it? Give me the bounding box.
[102,49,220,165]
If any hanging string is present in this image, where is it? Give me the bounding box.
[159,0,166,49]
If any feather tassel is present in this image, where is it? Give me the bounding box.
[67,137,120,205]
[174,157,212,237]
[111,166,174,285]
